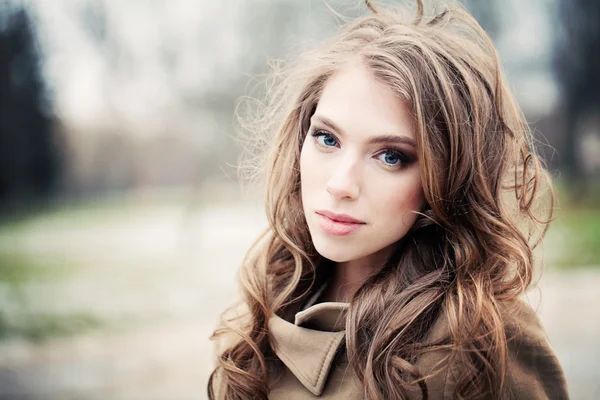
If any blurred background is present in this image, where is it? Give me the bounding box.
[0,0,598,399]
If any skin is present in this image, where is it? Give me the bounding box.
[300,61,425,303]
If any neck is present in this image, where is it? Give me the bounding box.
[322,246,393,303]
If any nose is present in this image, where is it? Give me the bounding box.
[325,155,360,200]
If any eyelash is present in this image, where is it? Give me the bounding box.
[309,129,413,169]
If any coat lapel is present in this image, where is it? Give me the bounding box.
[268,303,349,396]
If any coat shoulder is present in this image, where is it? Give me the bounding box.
[500,298,570,400]
[414,297,569,399]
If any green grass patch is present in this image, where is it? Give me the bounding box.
[0,185,248,233]
[0,251,74,284]
[0,310,103,342]
[546,207,600,268]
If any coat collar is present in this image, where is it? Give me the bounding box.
[268,302,349,396]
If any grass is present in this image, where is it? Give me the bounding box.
[0,183,251,234]
[547,207,600,268]
[0,310,102,342]
[0,252,94,341]
[543,180,600,268]
[0,188,238,341]
[0,252,74,284]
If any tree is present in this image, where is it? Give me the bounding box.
[554,0,600,187]
[0,5,61,210]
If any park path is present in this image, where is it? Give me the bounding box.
[0,199,598,399]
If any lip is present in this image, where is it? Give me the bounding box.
[315,210,366,236]
[315,210,365,224]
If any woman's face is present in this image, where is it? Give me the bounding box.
[300,62,425,265]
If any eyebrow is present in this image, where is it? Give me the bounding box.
[311,114,417,148]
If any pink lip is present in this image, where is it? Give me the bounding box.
[315,210,366,236]
[315,210,365,224]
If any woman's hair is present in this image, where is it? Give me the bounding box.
[208,1,554,399]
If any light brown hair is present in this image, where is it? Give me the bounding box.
[208,1,553,398]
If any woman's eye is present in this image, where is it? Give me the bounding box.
[312,130,338,147]
[376,150,403,167]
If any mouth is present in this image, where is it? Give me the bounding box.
[315,210,365,224]
[315,210,366,236]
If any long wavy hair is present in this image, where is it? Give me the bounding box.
[208,1,554,399]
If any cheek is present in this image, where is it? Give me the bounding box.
[377,175,425,224]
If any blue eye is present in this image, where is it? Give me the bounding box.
[311,130,338,147]
[322,134,338,147]
[377,150,403,167]
[383,152,400,165]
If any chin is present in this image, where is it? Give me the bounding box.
[312,239,360,263]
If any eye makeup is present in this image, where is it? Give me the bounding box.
[309,127,417,169]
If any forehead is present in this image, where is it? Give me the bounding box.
[314,62,415,140]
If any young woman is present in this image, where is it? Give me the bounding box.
[208,1,569,399]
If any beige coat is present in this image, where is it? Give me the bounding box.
[212,296,569,399]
